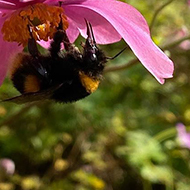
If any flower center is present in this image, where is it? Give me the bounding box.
[1,3,68,46]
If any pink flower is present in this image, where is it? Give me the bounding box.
[176,123,190,149]
[0,0,174,85]
[0,158,15,180]
[187,0,190,7]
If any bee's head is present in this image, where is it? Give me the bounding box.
[82,20,107,70]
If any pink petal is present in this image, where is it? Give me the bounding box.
[44,0,85,4]
[0,17,22,85]
[176,123,190,149]
[0,158,15,175]
[0,0,16,9]
[63,5,121,44]
[0,0,46,9]
[37,40,51,49]
[0,42,22,85]
[66,17,80,43]
[62,0,174,83]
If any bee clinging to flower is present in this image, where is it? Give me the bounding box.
[3,16,127,104]
[0,0,174,91]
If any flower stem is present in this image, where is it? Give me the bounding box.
[104,58,138,73]
[153,126,190,143]
[149,0,176,33]
[162,35,190,50]
[153,127,177,143]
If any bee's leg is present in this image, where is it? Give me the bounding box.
[50,17,72,56]
[53,1,71,51]
[26,25,50,84]
[50,15,81,58]
[50,29,65,57]
[62,30,81,59]
[27,25,40,58]
[61,30,72,52]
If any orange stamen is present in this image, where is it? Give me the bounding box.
[1,3,69,46]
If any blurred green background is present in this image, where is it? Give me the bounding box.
[0,0,190,189]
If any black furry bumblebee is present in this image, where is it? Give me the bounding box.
[4,19,125,104]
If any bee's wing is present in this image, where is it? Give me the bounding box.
[2,83,63,104]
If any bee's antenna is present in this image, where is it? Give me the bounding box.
[89,22,96,43]
[106,46,128,60]
[84,19,96,43]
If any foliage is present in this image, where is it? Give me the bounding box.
[0,0,190,190]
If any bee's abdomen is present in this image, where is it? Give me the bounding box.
[52,77,90,103]
[51,70,100,103]
[10,53,47,94]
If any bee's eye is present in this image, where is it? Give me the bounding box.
[84,44,98,62]
[91,53,97,61]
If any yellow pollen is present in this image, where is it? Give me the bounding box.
[1,3,69,46]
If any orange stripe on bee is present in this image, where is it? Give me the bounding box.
[24,75,40,93]
[9,53,28,78]
[79,71,100,93]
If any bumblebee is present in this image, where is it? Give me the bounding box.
[4,19,125,104]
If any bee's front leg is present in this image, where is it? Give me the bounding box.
[27,25,40,58]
